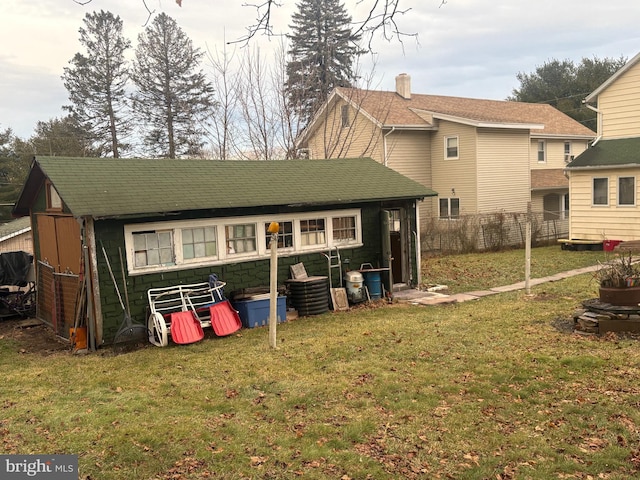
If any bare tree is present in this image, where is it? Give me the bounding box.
[205,41,242,160]
[74,0,424,48]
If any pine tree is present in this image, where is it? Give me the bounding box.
[131,13,215,159]
[285,0,363,125]
[62,10,132,158]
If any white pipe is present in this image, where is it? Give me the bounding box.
[585,103,602,146]
[383,127,396,166]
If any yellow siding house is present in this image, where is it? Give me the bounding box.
[566,53,640,242]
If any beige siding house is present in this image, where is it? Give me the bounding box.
[566,53,640,242]
[297,74,595,228]
[0,217,33,254]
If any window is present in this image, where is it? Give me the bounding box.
[341,104,351,128]
[124,209,362,275]
[537,141,546,162]
[564,141,573,163]
[332,216,356,243]
[133,231,174,267]
[439,198,460,219]
[593,177,608,205]
[46,182,62,211]
[182,226,217,260]
[445,136,459,159]
[300,218,326,247]
[265,221,293,249]
[619,176,636,206]
[226,223,256,255]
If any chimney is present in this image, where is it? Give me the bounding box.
[396,73,411,99]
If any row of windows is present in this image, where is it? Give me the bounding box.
[593,176,636,206]
[124,210,362,274]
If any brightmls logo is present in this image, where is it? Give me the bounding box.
[1,455,77,479]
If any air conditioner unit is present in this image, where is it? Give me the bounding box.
[564,154,574,163]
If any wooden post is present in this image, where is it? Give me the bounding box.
[267,222,279,349]
[525,202,531,295]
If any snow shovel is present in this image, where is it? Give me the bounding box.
[100,242,147,344]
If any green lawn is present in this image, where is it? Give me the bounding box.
[2,246,639,479]
[422,245,607,293]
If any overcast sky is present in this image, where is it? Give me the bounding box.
[1,0,639,139]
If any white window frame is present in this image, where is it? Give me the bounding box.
[618,176,636,206]
[537,140,546,163]
[123,209,362,275]
[439,198,460,219]
[592,177,609,206]
[445,136,459,160]
[564,141,573,163]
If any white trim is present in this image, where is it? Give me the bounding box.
[124,209,363,276]
[444,135,459,160]
[592,177,609,206]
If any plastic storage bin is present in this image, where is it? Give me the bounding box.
[232,295,287,328]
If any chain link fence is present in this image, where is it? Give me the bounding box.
[421,211,568,254]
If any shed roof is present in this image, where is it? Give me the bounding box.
[566,138,640,169]
[13,157,436,218]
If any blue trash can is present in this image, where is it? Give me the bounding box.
[362,270,382,299]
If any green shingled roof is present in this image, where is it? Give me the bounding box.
[14,157,436,218]
[567,138,640,168]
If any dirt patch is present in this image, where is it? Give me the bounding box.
[0,317,70,356]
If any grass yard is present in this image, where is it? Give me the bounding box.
[2,246,640,479]
[422,245,608,293]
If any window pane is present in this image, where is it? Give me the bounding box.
[450,198,460,218]
[183,244,195,259]
[538,141,545,162]
[300,218,326,246]
[439,198,449,218]
[265,221,294,248]
[619,177,635,205]
[226,223,257,255]
[593,178,608,205]
[147,249,160,265]
[333,216,356,242]
[446,137,458,158]
[182,226,217,260]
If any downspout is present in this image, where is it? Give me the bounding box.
[383,127,396,166]
[414,201,421,288]
[585,102,602,146]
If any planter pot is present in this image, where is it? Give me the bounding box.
[599,286,640,306]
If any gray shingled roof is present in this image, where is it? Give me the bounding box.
[566,138,640,169]
[14,157,436,218]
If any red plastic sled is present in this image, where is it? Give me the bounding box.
[170,311,205,344]
[209,300,242,336]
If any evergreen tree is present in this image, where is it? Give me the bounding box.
[0,128,34,222]
[509,56,627,131]
[131,13,215,159]
[27,116,98,158]
[62,10,132,158]
[285,0,363,125]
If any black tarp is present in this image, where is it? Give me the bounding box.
[0,251,33,286]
